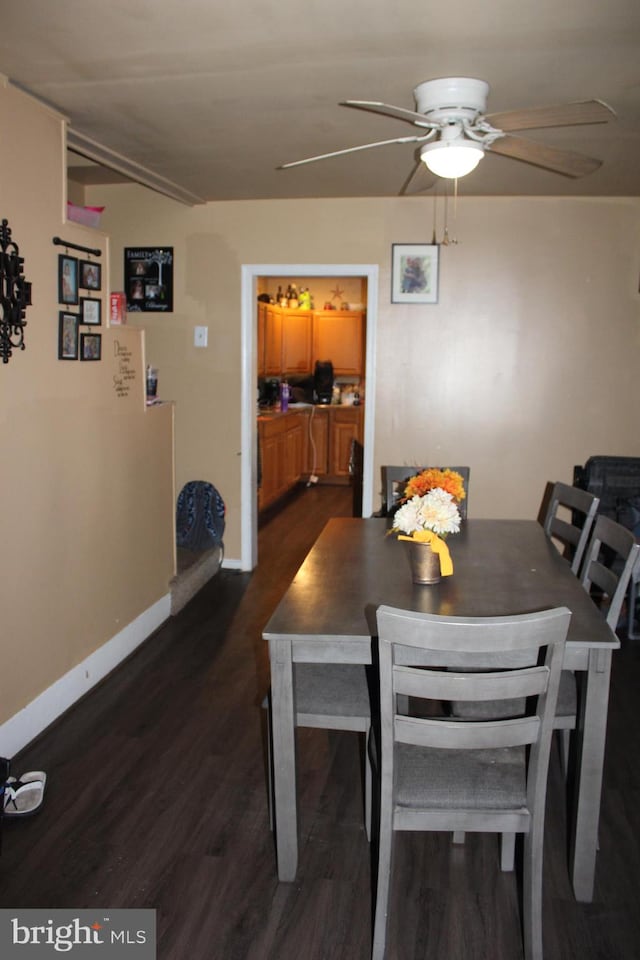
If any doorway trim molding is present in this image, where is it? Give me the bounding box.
[240,264,379,571]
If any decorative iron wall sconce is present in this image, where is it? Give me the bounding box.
[0,218,32,364]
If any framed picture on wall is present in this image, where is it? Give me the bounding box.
[58,311,79,360]
[80,332,102,361]
[80,297,102,326]
[124,246,174,312]
[391,243,439,304]
[58,254,79,305]
[80,260,101,291]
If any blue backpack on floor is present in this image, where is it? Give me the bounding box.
[176,481,225,552]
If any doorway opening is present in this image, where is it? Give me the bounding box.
[241,264,379,570]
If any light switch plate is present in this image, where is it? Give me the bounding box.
[194,325,208,348]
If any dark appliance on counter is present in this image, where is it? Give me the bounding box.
[288,374,314,404]
[313,360,334,405]
[258,377,280,407]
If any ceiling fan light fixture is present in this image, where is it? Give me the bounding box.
[421,140,484,179]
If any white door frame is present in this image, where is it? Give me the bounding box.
[240,264,379,571]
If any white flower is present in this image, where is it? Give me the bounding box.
[393,496,424,535]
[393,489,461,537]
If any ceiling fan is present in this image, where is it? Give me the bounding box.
[279,77,615,193]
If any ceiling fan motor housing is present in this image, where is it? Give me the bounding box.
[413,77,489,122]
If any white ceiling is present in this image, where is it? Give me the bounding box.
[2,0,640,204]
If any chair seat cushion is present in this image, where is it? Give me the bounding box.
[294,663,371,718]
[395,743,526,810]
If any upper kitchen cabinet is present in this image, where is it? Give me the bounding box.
[281,309,312,375]
[264,305,283,376]
[258,305,312,377]
[257,302,267,377]
[312,311,364,377]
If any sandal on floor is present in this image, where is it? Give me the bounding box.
[3,771,47,817]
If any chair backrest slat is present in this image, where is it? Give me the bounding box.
[543,480,599,574]
[395,714,542,750]
[580,514,640,629]
[394,663,550,702]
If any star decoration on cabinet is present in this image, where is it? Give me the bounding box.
[330,284,345,302]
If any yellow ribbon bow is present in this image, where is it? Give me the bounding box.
[398,530,454,576]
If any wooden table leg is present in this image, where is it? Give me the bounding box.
[569,647,612,902]
[269,637,298,882]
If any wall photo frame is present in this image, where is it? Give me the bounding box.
[80,332,102,361]
[80,297,101,326]
[58,311,79,360]
[58,254,79,305]
[124,247,174,312]
[391,243,440,304]
[80,260,101,291]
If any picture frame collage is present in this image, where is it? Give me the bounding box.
[57,254,102,360]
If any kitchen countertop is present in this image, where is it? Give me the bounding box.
[257,403,329,420]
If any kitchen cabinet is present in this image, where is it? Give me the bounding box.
[312,311,364,377]
[281,310,312,375]
[283,414,304,488]
[257,304,364,378]
[258,412,304,510]
[257,302,267,377]
[258,405,364,511]
[329,407,363,476]
[301,405,363,481]
[264,306,283,376]
[258,305,312,377]
[303,408,329,477]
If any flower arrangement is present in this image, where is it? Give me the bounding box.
[402,467,466,505]
[390,468,466,577]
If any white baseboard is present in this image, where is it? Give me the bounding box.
[0,593,171,758]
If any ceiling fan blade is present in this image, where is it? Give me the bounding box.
[400,159,437,196]
[488,134,602,178]
[342,99,436,129]
[485,99,615,133]
[278,134,430,169]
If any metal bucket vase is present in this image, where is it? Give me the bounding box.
[406,540,441,584]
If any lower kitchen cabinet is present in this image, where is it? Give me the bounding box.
[258,413,304,511]
[329,407,363,477]
[258,406,364,511]
[302,406,363,480]
[303,409,329,477]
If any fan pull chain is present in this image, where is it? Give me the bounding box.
[451,178,460,245]
[442,187,450,246]
[432,186,438,245]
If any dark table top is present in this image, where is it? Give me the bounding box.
[264,518,618,656]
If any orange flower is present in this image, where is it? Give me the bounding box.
[403,468,466,503]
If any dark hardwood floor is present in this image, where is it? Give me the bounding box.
[2,484,639,959]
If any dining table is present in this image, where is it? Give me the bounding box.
[263,517,619,901]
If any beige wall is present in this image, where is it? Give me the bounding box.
[9,75,636,746]
[89,184,640,558]
[0,82,175,731]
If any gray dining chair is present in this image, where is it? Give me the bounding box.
[380,465,470,519]
[542,481,599,575]
[451,514,639,790]
[372,605,570,960]
[554,514,640,773]
[264,663,372,839]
